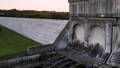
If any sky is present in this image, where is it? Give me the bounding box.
[0,0,69,12]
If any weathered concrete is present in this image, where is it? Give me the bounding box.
[49,0,120,67]
[28,44,55,55]
[54,18,114,66]
[69,0,120,17]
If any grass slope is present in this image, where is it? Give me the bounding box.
[0,25,39,56]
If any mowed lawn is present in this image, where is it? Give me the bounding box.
[0,25,39,56]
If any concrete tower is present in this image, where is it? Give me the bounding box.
[29,0,120,67]
[54,0,120,67]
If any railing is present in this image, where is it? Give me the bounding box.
[0,54,41,68]
[0,51,27,61]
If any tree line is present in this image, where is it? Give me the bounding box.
[0,9,69,20]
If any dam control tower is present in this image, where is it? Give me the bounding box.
[53,0,120,67]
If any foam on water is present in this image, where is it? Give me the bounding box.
[75,25,85,42]
[88,26,105,47]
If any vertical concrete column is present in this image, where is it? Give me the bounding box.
[105,23,112,54]
[84,20,90,46]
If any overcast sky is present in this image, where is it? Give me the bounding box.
[0,0,69,12]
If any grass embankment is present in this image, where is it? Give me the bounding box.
[0,25,39,56]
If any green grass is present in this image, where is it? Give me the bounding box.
[0,25,39,56]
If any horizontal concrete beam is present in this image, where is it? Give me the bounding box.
[0,54,41,68]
